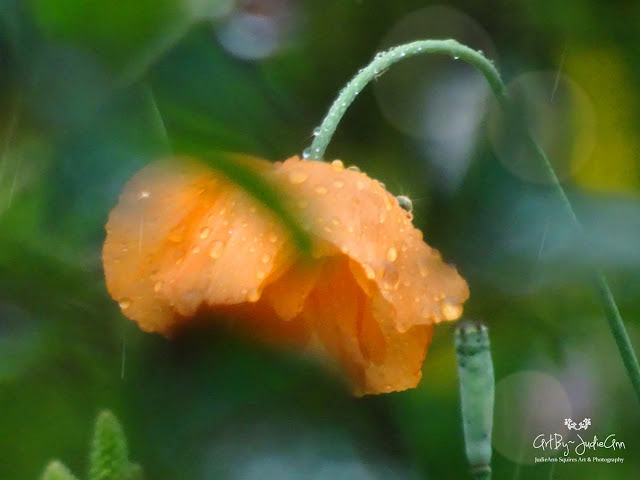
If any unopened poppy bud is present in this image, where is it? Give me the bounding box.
[455,321,494,479]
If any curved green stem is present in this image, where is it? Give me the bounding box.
[309,38,640,404]
[307,39,505,161]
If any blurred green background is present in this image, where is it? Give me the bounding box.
[1,0,639,479]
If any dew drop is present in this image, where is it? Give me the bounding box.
[247,288,261,302]
[288,171,308,184]
[257,270,266,280]
[268,233,278,243]
[153,282,162,293]
[168,226,184,243]
[314,185,328,195]
[119,298,132,309]
[209,241,225,259]
[397,195,413,213]
[347,165,361,172]
[139,190,150,200]
[302,148,311,159]
[364,265,376,280]
[386,246,398,262]
[261,253,271,264]
[453,56,459,60]
[331,159,344,171]
[356,180,365,191]
[192,245,201,254]
[313,126,321,136]
[441,298,463,321]
[331,217,341,226]
[333,180,344,189]
[381,262,399,290]
[347,225,355,233]
[421,305,437,319]
[200,227,210,239]
[418,259,428,278]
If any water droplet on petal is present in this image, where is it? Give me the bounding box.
[441,298,463,320]
[347,165,361,172]
[288,171,308,184]
[333,180,344,189]
[192,245,201,254]
[418,259,428,277]
[364,264,376,280]
[356,181,365,191]
[261,253,271,264]
[386,246,398,262]
[268,233,278,243]
[119,298,132,309]
[397,195,413,213]
[331,159,344,171]
[209,241,225,259]
[421,305,438,319]
[139,191,150,200]
[314,185,328,195]
[247,288,261,302]
[200,227,210,239]
[153,282,162,293]
[257,270,266,280]
[381,262,399,290]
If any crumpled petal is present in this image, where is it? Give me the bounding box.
[103,156,469,395]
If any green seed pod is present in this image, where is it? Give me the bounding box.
[455,321,494,480]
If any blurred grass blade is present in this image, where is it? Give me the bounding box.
[40,461,80,480]
[88,410,129,480]
[199,151,312,255]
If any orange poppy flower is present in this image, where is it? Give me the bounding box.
[102,155,469,395]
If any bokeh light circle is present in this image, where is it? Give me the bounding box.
[487,71,596,184]
[374,5,499,139]
[492,370,572,465]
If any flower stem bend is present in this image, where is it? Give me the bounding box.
[309,38,640,404]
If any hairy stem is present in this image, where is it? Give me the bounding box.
[309,38,640,404]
